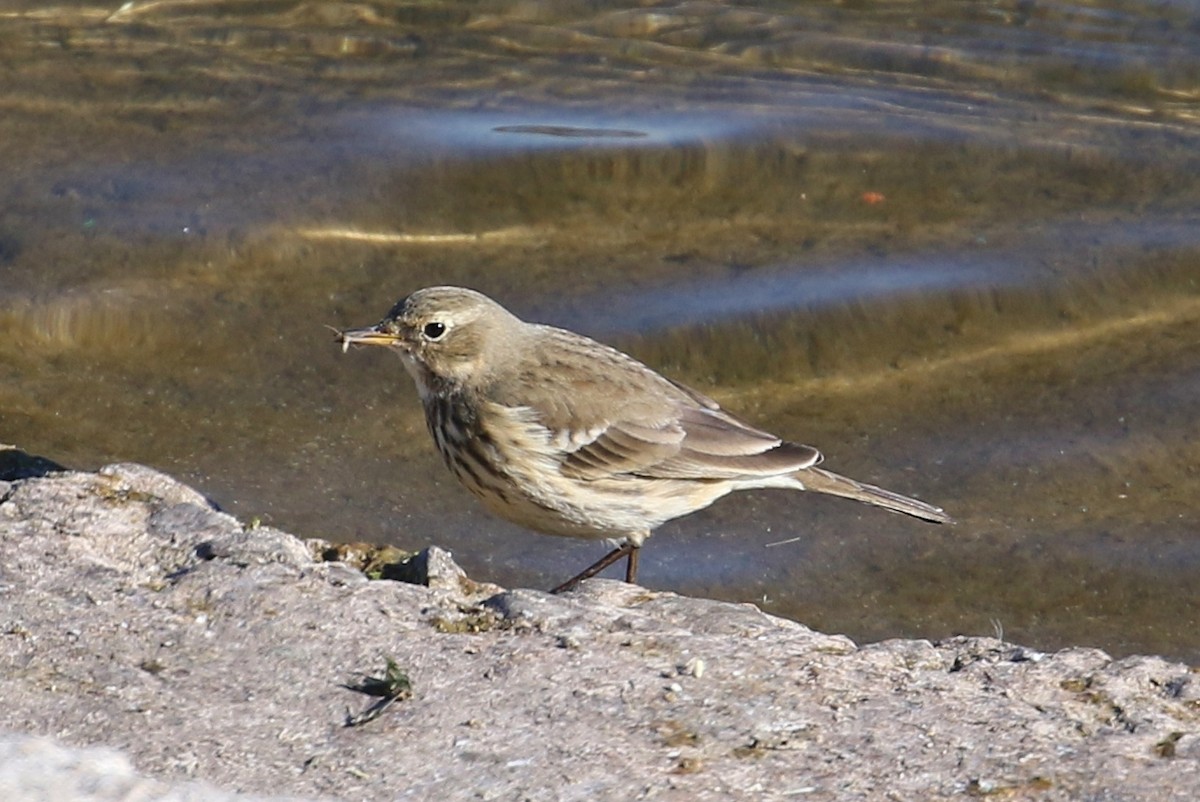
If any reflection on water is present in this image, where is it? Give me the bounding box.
[2,1,1199,663]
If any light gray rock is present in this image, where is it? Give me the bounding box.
[0,452,1196,801]
[0,733,320,802]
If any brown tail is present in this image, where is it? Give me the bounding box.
[799,467,951,524]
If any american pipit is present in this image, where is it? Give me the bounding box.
[338,286,949,593]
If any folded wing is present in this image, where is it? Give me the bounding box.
[560,403,821,481]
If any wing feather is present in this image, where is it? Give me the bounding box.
[559,404,820,481]
[489,324,822,482]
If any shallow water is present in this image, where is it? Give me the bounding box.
[2,1,1199,662]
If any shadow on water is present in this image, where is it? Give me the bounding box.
[1,1,1199,661]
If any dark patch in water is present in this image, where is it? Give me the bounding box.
[493,125,649,138]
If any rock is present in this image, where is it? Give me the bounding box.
[0,446,67,483]
[0,456,1196,801]
[0,733,320,802]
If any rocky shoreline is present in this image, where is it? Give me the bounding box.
[0,448,1196,800]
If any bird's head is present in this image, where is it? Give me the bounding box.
[338,286,519,394]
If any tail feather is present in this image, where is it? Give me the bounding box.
[799,467,951,524]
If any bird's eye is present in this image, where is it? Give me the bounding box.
[423,321,447,340]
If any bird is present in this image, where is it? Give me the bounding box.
[337,286,950,593]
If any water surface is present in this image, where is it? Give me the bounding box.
[2,1,1199,662]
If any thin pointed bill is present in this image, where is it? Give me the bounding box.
[336,325,403,354]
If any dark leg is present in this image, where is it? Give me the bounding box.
[550,543,635,594]
[625,544,640,584]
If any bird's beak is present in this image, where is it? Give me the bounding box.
[336,324,404,354]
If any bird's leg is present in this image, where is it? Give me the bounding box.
[550,543,635,594]
[625,544,640,584]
